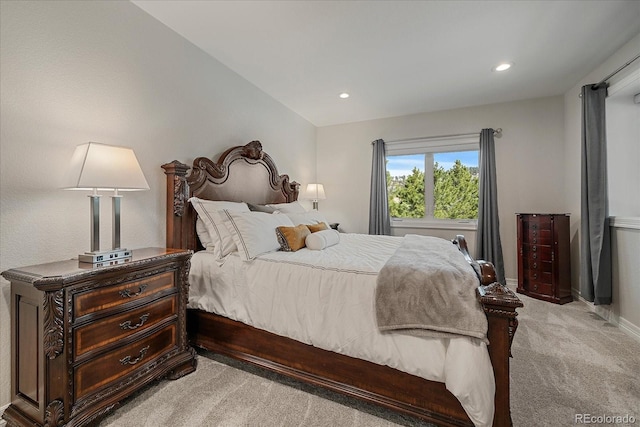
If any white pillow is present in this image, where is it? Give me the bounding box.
[266,201,307,213]
[189,197,250,258]
[286,211,330,228]
[222,210,294,261]
[305,229,340,250]
[195,218,214,250]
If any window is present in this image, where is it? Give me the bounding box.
[385,135,479,225]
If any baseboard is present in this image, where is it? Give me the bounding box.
[572,289,640,344]
[0,403,8,427]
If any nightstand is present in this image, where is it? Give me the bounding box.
[1,248,197,427]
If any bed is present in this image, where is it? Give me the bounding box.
[162,141,523,427]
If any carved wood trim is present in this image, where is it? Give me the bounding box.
[44,400,64,427]
[188,140,298,199]
[44,290,64,359]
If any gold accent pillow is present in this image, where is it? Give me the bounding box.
[275,224,311,252]
[306,222,329,233]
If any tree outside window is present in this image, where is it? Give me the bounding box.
[386,151,479,220]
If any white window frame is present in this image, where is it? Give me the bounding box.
[386,134,479,230]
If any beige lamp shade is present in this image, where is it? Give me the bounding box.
[64,142,149,191]
[304,183,326,201]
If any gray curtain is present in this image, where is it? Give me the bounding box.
[369,139,391,235]
[476,128,505,285]
[580,84,612,305]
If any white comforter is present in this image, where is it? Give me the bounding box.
[188,233,495,426]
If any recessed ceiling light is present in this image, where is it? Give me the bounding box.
[493,62,514,72]
[339,92,350,99]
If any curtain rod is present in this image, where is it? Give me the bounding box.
[383,128,502,144]
[593,53,640,89]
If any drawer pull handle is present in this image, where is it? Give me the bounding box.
[119,284,148,298]
[119,345,150,365]
[532,245,537,251]
[533,273,538,279]
[120,313,150,330]
[533,262,537,269]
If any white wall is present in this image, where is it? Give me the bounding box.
[562,32,640,340]
[0,0,316,408]
[316,96,567,278]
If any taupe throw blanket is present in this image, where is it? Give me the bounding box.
[376,235,488,342]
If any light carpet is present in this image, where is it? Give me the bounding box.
[99,294,639,426]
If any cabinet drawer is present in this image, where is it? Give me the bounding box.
[75,323,177,400]
[523,228,551,245]
[74,271,174,318]
[526,270,552,285]
[74,295,177,359]
[525,281,554,296]
[523,215,552,230]
[522,244,552,261]
[522,258,552,273]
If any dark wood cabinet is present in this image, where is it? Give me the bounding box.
[1,248,197,427]
[517,214,572,304]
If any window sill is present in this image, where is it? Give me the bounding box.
[391,219,478,231]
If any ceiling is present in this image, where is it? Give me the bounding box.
[132,1,640,127]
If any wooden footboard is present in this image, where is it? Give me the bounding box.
[162,142,523,427]
[187,266,522,427]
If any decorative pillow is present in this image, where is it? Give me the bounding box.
[275,225,311,252]
[266,201,307,213]
[195,218,214,250]
[222,210,294,261]
[247,202,277,213]
[286,211,330,228]
[189,197,250,259]
[306,222,329,233]
[305,229,340,251]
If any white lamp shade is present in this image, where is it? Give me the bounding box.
[64,142,149,191]
[304,183,326,200]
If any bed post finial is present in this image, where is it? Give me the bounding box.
[162,160,193,249]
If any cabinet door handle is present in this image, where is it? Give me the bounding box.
[119,345,150,365]
[119,284,148,298]
[120,313,150,330]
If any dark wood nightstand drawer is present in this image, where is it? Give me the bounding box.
[74,294,177,359]
[74,323,177,400]
[74,271,175,318]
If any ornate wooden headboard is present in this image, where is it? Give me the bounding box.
[162,141,299,251]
